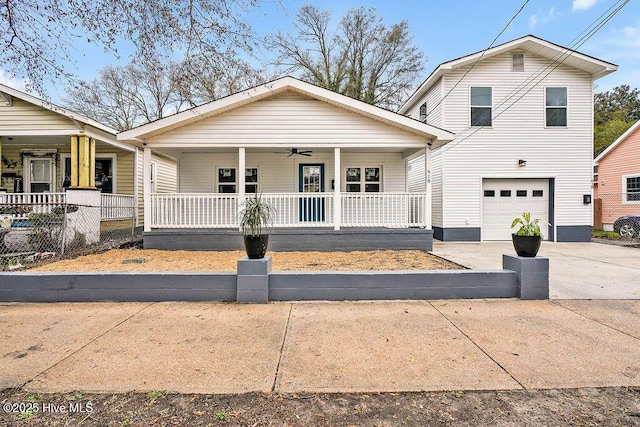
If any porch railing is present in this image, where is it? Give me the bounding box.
[0,192,67,219]
[341,193,426,227]
[101,194,136,220]
[149,192,426,229]
[150,193,239,228]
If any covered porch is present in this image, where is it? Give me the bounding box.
[140,145,434,250]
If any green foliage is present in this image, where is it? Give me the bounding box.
[592,229,620,239]
[28,212,63,252]
[239,194,275,237]
[594,85,640,157]
[510,212,544,238]
[595,85,640,125]
[215,410,228,421]
[147,391,164,403]
[594,119,636,157]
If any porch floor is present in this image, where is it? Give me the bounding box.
[144,227,433,252]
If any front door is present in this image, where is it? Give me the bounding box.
[299,164,325,222]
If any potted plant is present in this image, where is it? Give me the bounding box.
[510,212,543,257]
[239,193,275,259]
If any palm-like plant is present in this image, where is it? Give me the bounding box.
[511,212,544,238]
[240,194,275,237]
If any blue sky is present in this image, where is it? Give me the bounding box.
[1,0,637,101]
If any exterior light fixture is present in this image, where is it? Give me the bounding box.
[518,159,526,167]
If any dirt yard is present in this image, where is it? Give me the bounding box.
[29,249,465,272]
[1,388,639,426]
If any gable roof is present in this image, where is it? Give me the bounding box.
[594,119,640,164]
[399,35,618,114]
[118,76,454,147]
[0,83,134,151]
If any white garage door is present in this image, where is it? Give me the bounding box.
[482,179,549,241]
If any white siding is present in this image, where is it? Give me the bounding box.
[407,150,443,228]
[146,93,426,147]
[179,151,407,193]
[152,153,177,193]
[430,51,594,232]
[431,150,444,228]
[404,77,443,128]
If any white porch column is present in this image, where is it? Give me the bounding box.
[143,147,151,232]
[424,146,432,229]
[238,147,246,230]
[334,147,341,230]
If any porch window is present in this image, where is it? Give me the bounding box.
[624,175,640,202]
[63,156,114,193]
[470,87,492,126]
[216,167,259,193]
[545,87,567,127]
[345,167,381,192]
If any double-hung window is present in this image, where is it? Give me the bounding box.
[345,167,381,192]
[624,175,640,202]
[470,87,492,127]
[546,87,567,127]
[217,167,259,193]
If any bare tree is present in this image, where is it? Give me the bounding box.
[65,54,268,130]
[1,0,261,93]
[268,5,425,111]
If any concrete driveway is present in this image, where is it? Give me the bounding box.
[432,241,640,300]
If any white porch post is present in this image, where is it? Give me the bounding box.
[143,147,151,232]
[424,146,432,229]
[334,147,341,230]
[238,147,246,230]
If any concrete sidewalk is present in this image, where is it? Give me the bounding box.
[1,300,639,394]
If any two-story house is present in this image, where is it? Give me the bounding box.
[400,35,617,242]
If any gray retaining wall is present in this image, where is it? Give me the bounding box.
[144,228,433,252]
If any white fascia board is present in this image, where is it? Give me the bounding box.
[594,119,640,164]
[0,83,119,135]
[399,35,617,114]
[119,76,454,143]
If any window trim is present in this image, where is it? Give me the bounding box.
[344,166,382,193]
[545,86,568,128]
[511,53,525,72]
[215,166,260,194]
[622,173,640,204]
[470,86,493,127]
[150,161,157,193]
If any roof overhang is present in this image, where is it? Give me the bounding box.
[0,83,134,152]
[400,35,618,114]
[118,76,454,149]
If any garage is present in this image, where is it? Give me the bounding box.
[482,179,550,241]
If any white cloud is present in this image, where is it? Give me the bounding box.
[529,6,563,29]
[0,70,29,91]
[573,0,599,12]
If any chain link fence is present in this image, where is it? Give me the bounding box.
[594,192,640,240]
[0,200,140,271]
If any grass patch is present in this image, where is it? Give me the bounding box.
[592,230,621,239]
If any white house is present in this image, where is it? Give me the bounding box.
[399,35,617,242]
[117,76,454,251]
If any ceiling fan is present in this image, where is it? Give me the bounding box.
[286,148,313,157]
